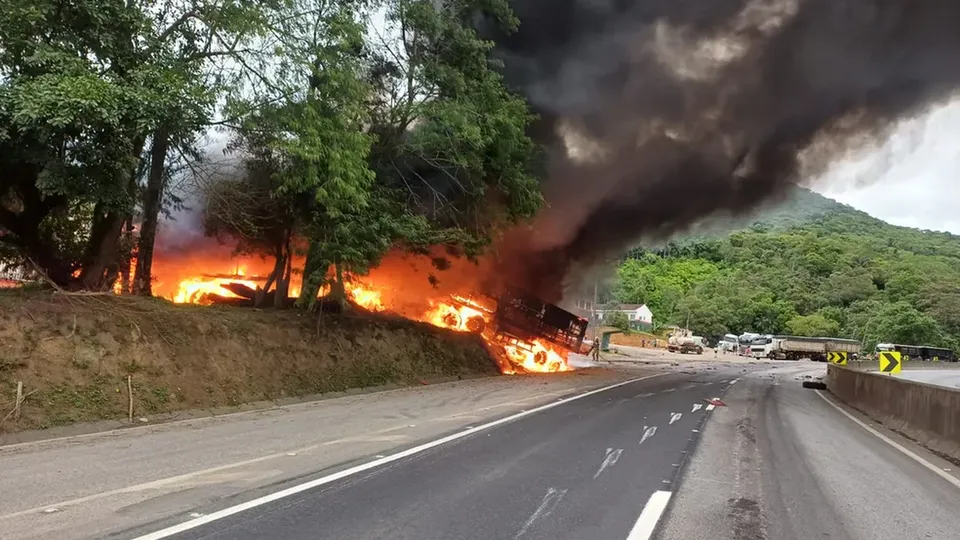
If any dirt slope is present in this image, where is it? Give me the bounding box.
[0,291,498,433]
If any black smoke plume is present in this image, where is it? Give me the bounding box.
[479,0,960,302]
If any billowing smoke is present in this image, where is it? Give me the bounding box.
[480,0,960,301]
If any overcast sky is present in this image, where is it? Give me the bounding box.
[814,98,960,235]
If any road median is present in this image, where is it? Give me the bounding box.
[826,364,960,461]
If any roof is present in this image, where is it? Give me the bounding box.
[615,304,648,311]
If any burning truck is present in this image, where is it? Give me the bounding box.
[425,288,589,373]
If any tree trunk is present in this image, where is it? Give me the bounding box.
[297,240,328,309]
[274,244,293,308]
[78,134,146,291]
[255,245,285,308]
[118,217,135,294]
[330,261,348,311]
[79,205,125,290]
[133,126,171,296]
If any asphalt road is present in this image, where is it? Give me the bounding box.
[126,367,743,540]
[660,363,960,540]
[892,369,960,389]
[6,360,960,540]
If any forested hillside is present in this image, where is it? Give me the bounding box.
[614,190,960,352]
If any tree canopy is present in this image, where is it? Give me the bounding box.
[0,0,542,302]
[614,198,960,352]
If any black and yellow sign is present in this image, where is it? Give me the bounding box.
[827,352,848,365]
[879,351,902,374]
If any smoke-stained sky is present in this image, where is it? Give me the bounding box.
[816,98,960,235]
[481,0,960,299]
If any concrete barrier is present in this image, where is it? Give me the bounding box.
[826,364,960,460]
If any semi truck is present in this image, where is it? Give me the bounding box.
[751,335,861,361]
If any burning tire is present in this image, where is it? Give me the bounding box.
[534,350,548,365]
[465,315,486,334]
[441,312,461,329]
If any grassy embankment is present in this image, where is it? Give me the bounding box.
[0,290,498,434]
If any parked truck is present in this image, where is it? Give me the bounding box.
[668,328,705,354]
[755,335,861,361]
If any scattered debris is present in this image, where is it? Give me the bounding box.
[802,381,827,390]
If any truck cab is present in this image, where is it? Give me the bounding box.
[738,332,760,356]
[750,335,775,359]
[719,334,739,353]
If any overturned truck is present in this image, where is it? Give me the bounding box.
[448,288,589,371]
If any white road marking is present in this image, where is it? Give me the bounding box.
[636,392,654,398]
[691,404,703,413]
[126,373,668,540]
[705,404,716,411]
[639,426,658,445]
[815,391,960,490]
[662,388,675,393]
[669,413,682,425]
[515,487,568,538]
[594,448,624,479]
[730,379,739,385]
[626,490,673,540]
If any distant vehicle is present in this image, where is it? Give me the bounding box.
[876,343,957,362]
[749,335,775,359]
[738,332,760,356]
[719,334,739,353]
[763,336,861,362]
[668,328,704,355]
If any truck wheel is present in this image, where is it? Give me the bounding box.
[465,316,485,334]
[696,347,703,355]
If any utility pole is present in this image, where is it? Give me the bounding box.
[592,277,599,341]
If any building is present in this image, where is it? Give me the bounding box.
[611,304,654,328]
[572,301,653,330]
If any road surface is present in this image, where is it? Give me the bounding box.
[3,361,959,540]
[892,369,960,390]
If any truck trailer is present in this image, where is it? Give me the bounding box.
[755,335,861,362]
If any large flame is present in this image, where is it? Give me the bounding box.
[142,243,574,374]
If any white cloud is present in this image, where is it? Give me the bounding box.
[813,99,960,234]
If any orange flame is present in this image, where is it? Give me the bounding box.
[147,245,574,374]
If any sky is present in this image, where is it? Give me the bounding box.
[814,98,960,235]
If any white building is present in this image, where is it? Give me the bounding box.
[613,304,654,326]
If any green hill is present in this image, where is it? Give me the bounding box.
[613,188,960,352]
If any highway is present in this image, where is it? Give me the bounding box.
[893,369,960,390]
[3,360,959,540]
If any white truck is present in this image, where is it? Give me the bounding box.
[755,335,861,361]
[667,328,705,354]
[738,332,760,356]
[718,333,739,353]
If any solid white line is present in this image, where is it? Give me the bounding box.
[626,490,673,540]
[130,373,668,540]
[814,391,960,490]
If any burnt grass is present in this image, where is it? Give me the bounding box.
[0,289,498,434]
